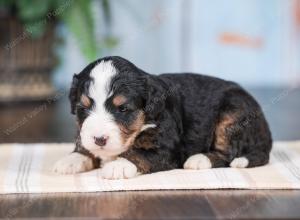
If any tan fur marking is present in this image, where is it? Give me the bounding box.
[80,94,91,108]
[113,95,127,107]
[215,113,237,151]
[118,111,145,148]
[134,128,157,150]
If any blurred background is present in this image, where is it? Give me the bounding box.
[0,0,299,143]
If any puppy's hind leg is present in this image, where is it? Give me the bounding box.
[230,150,270,168]
[183,151,231,170]
[184,109,246,170]
[216,90,272,169]
[184,111,238,169]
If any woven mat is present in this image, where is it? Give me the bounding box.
[0,141,300,194]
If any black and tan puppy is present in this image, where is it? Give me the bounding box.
[53,56,272,179]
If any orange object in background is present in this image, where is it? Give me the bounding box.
[219,32,264,49]
[294,0,300,32]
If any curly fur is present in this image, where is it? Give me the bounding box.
[67,56,272,174]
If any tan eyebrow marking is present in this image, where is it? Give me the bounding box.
[80,94,91,107]
[112,95,127,107]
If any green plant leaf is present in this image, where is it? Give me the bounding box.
[15,0,51,38]
[24,19,47,38]
[61,0,97,61]
[0,0,12,7]
[16,0,51,21]
[1,0,117,58]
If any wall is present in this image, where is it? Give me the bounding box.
[54,0,300,88]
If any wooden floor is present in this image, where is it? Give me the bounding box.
[0,87,300,219]
[1,190,300,219]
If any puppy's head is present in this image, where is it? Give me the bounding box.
[69,56,162,158]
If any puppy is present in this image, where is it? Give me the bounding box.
[53,56,272,179]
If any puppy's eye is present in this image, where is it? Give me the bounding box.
[118,105,128,112]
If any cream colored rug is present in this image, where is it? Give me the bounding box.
[0,141,300,194]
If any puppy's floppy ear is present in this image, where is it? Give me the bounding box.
[69,74,79,114]
[144,76,166,119]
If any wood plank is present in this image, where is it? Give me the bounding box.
[1,190,300,219]
[205,190,300,219]
[0,191,216,219]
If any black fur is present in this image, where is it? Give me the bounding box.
[69,56,272,173]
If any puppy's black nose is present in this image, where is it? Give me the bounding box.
[94,135,109,146]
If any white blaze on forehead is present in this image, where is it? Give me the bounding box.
[80,60,125,158]
[89,60,117,104]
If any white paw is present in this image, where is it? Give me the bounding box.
[230,157,249,168]
[101,158,138,180]
[52,152,94,175]
[184,154,212,170]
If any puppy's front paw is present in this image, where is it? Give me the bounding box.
[52,152,94,175]
[101,158,138,180]
[184,153,212,170]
